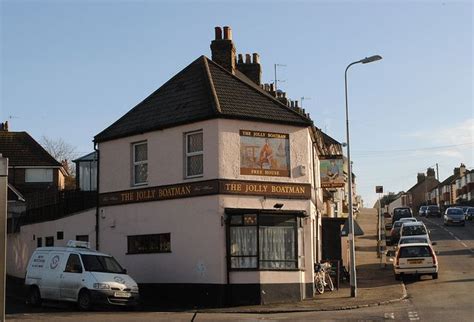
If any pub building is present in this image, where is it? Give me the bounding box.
[95,26,325,306]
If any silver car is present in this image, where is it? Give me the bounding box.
[444,207,465,226]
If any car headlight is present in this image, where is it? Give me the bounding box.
[93,283,111,290]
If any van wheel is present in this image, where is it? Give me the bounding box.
[78,289,92,311]
[432,273,438,279]
[28,286,42,307]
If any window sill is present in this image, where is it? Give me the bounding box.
[126,251,172,255]
[184,175,204,180]
[229,268,301,272]
[132,182,148,187]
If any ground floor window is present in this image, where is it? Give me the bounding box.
[76,235,89,242]
[127,233,171,254]
[45,236,54,247]
[229,213,298,270]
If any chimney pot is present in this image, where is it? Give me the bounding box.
[214,26,222,40]
[238,54,243,63]
[245,54,251,64]
[223,26,232,40]
[0,121,8,131]
[295,100,299,108]
[270,83,275,92]
[252,53,260,64]
[290,101,294,108]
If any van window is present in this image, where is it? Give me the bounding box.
[81,255,124,274]
[64,254,83,273]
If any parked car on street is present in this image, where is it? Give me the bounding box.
[384,212,392,229]
[426,205,441,218]
[392,207,413,227]
[398,235,435,246]
[25,240,140,310]
[388,221,405,246]
[419,206,428,217]
[464,207,474,221]
[444,207,465,226]
[399,222,430,241]
[393,243,438,280]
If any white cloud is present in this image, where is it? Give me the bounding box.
[404,118,474,145]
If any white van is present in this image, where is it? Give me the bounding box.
[25,240,139,310]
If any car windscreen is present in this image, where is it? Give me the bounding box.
[394,209,411,215]
[447,209,463,215]
[402,225,427,236]
[399,246,431,258]
[428,206,439,211]
[399,237,428,244]
[81,255,125,274]
[393,222,403,228]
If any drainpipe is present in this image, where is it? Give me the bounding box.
[312,143,320,262]
[94,142,100,251]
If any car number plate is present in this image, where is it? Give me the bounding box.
[114,291,132,298]
[408,259,423,264]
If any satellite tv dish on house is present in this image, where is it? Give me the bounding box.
[340,219,364,236]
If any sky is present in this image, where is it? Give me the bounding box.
[1,0,473,207]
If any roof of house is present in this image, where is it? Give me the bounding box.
[73,151,97,163]
[407,176,440,193]
[95,56,312,143]
[0,131,62,167]
[438,173,459,187]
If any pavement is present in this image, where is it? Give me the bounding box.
[6,208,406,317]
[199,208,406,314]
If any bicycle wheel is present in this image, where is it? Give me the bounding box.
[325,273,335,291]
[315,274,325,294]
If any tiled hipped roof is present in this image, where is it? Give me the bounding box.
[94,56,312,143]
[0,131,61,167]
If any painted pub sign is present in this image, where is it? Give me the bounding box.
[239,130,290,177]
[320,155,345,188]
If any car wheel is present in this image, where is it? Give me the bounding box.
[78,289,92,311]
[395,274,401,281]
[28,286,42,307]
[432,273,438,279]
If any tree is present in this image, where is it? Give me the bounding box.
[40,136,78,177]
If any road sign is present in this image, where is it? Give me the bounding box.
[375,186,383,193]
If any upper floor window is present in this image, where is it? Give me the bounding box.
[25,169,53,183]
[133,142,148,185]
[185,131,203,178]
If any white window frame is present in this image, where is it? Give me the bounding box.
[185,131,203,179]
[25,168,53,183]
[132,141,148,186]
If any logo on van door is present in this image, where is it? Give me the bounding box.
[50,255,60,269]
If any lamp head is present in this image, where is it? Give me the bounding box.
[361,55,382,64]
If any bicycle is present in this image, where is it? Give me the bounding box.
[314,262,334,294]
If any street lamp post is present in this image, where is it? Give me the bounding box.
[345,55,382,298]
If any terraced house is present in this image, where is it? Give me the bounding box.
[94,26,326,306]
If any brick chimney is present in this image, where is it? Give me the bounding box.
[210,26,236,73]
[236,52,262,85]
[427,168,435,178]
[417,173,426,183]
[0,121,8,131]
[459,163,466,176]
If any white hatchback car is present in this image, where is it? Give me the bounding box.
[393,243,438,280]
